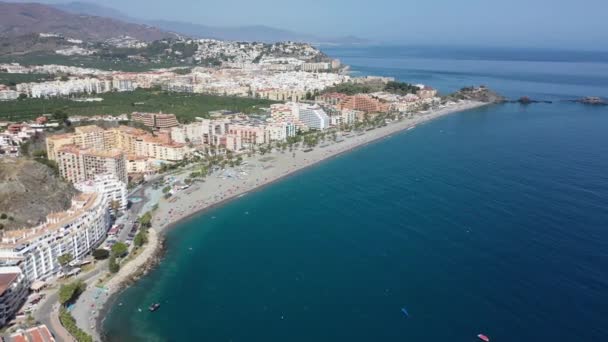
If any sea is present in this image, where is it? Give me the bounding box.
[103,46,608,341]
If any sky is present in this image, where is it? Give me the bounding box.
[27,0,608,49]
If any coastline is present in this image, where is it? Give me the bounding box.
[93,100,489,340]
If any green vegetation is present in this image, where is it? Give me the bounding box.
[323,81,419,96]
[323,82,380,95]
[58,279,86,305]
[110,242,128,258]
[59,307,93,342]
[0,88,277,122]
[384,81,419,95]
[0,72,52,85]
[133,230,148,248]
[0,51,186,72]
[138,211,152,229]
[57,253,73,270]
[108,256,120,273]
[92,248,110,260]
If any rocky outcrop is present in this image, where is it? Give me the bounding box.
[0,158,77,230]
[447,86,506,103]
[570,97,608,105]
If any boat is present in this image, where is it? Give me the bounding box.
[477,333,490,342]
[400,307,409,318]
[148,303,160,312]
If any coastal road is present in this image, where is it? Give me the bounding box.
[35,260,108,341]
[34,181,161,341]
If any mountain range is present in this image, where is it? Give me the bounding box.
[0,1,176,41]
[0,1,367,44]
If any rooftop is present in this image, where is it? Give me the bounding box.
[0,272,19,296]
[9,325,55,342]
[1,192,100,248]
[74,125,105,134]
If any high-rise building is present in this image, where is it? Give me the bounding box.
[296,104,330,130]
[56,146,128,184]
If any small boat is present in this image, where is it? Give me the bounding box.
[149,303,160,312]
[477,333,490,342]
[400,307,409,318]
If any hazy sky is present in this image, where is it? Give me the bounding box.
[34,0,608,48]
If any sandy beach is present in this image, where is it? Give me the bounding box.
[73,100,487,341]
[151,100,487,234]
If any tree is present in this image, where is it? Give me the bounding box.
[58,280,86,305]
[162,185,171,194]
[57,253,73,270]
[133,230,148,247]
[53,109,68,122]
[138,212,152,229]
[0,213,6,220]
[92,249,110,260]
[108,256,120,273]
[111,242,128,258]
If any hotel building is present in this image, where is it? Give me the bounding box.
[296,104,330,130]
[339,94,389,113]
[56,146,128,184]
[131,112,179,130]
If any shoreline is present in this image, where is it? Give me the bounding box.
[93,100,490,340]
[154,100,490,235]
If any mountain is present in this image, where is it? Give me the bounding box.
[0,2,176,41]
[51,1,369,44]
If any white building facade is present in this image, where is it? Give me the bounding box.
[0,192,111,281]
[296,104,330,130]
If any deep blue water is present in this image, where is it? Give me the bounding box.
[104,46,608,341]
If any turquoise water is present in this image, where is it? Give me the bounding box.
[103,47,608,341]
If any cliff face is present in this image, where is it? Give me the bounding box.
[448,86,506,103]
[0,158,77,230]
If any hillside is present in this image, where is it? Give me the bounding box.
[52,1,369,44]
[0,2,176,42]
[0,158,77,230]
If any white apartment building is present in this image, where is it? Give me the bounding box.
[300,62,331,72]
[265,122,296,142]
[296,104,330,130]
[0,89,19,101]
[0,192,111,281]
[74,174,128,211]
[170,122,205,145]
[0,267,29,328]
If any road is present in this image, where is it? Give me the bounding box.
[33,178,161,341]
[35,260,108,341]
